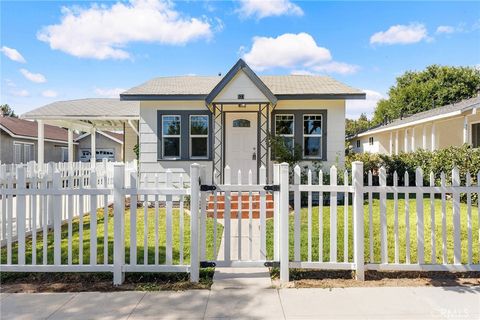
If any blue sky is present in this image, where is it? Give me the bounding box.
[1,0,479,118]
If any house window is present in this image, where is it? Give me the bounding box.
[275,114,294,151]
[13,142,34,164]
[190,115,209,158]
[233,119,251,127]
[356,140,361,148]
[369,137,374,145]
[303,115,322,158]
[472,123,480,148]
[61,147,68,162]
[162,115,181,158]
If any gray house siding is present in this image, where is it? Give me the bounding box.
[76,132,123,162]
[0,128,69,164]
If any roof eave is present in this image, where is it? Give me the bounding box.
[120,94,207,101]
[276,93,366,100]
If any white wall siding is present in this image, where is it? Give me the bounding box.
[214,70,269,103]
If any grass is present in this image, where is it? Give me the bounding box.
[266,198,479,264]
[1,207,223,266]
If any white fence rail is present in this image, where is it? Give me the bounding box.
[0,161,479,285]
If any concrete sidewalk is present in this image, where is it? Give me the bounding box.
[1,286,479,320]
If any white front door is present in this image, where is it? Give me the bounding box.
[225,112,258,184]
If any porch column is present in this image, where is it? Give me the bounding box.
[404,128,409,153]
[389,131,393,155]
[91,127,96,167]
[431,123,436,151]
[68,129,74,163]
[463,116,468,145]
[37,120,44,167]
[422,125,427,150]
[395,130,399,155]
[411,127,415,152]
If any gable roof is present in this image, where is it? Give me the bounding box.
[352,96,480,138]
[75,130,124,144]
[205,59,277,104]
[120,61,365,101]
[0,116,76,142]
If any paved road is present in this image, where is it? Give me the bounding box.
[1,286,479,319]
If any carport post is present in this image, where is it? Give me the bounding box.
[91,127,96,167]
[37,120,44,168]
[68,128,74,163]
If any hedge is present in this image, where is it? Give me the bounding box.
[345,145,480,187]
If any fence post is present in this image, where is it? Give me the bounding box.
[52,169,62,265]
[279,162,289,283]
[113,164,125,285]
[273,163,280,261]
[415,167,424,264]
[190,163,200,282]
[452,166,461,264]
[16,166,26,265]
[352,161,365,281]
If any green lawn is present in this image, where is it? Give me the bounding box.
[267,198,479,264]
[1,207,223,265]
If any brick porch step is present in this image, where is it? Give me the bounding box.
[206,192,274,219]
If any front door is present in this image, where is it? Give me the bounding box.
[225,112,258,184]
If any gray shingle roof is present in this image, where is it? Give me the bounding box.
[355,96,480,137]
[121,75,363,97]
[22,98,139,118]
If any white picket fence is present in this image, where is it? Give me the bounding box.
[0,161,479,285]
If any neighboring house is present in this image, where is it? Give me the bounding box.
[75,131,124,162]
[347,96,480,155]
[121,59,365,183]
[0,116,76,164]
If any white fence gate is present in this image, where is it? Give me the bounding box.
[1,161,479,285]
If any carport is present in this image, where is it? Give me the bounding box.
[21,98,139,166]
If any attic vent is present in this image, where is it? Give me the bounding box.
[237,94,245,100]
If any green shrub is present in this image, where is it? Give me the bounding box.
[346,145,480,187]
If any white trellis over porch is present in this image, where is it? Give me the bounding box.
[21,99,139,167]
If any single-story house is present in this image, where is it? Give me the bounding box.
[75,130,124,162]
[0,115,76,164]
[347,96,480,155]
[120,59,365,183]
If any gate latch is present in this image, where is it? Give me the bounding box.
[264,185,280,192]
[264,261,280,268]
[200,261,216,268]
[200,184,217,192]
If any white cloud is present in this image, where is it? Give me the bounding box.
[312,62,360,75]
[11,89,30,97]
[94,87,126,98]
[346,89,384,119]
[290,69,314,75]
[237,0,303,19]
[20,68,47,83]
[436,25,455,34]
[242,32,358,75]
[37,0,213,60]
[243,33,331,71]
[0,46,26,63]
[370,23,429,45]
[42,90,58,98]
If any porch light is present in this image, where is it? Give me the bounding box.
[238,103,247,108]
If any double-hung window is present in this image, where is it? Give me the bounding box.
[162,115,181,159]
[275,114,294,152]
[190,115,209,158]
[303,115,322,158]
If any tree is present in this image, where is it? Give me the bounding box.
[345,113,371,136]
[372,65,480,125]
[0,104,17,117]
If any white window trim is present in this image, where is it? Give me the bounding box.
[302,114,322,159]
[369,137,374,146]
[162,115,181,159]
[470,120,480,147]
[189,115,209,159]
[13,141,34,164]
